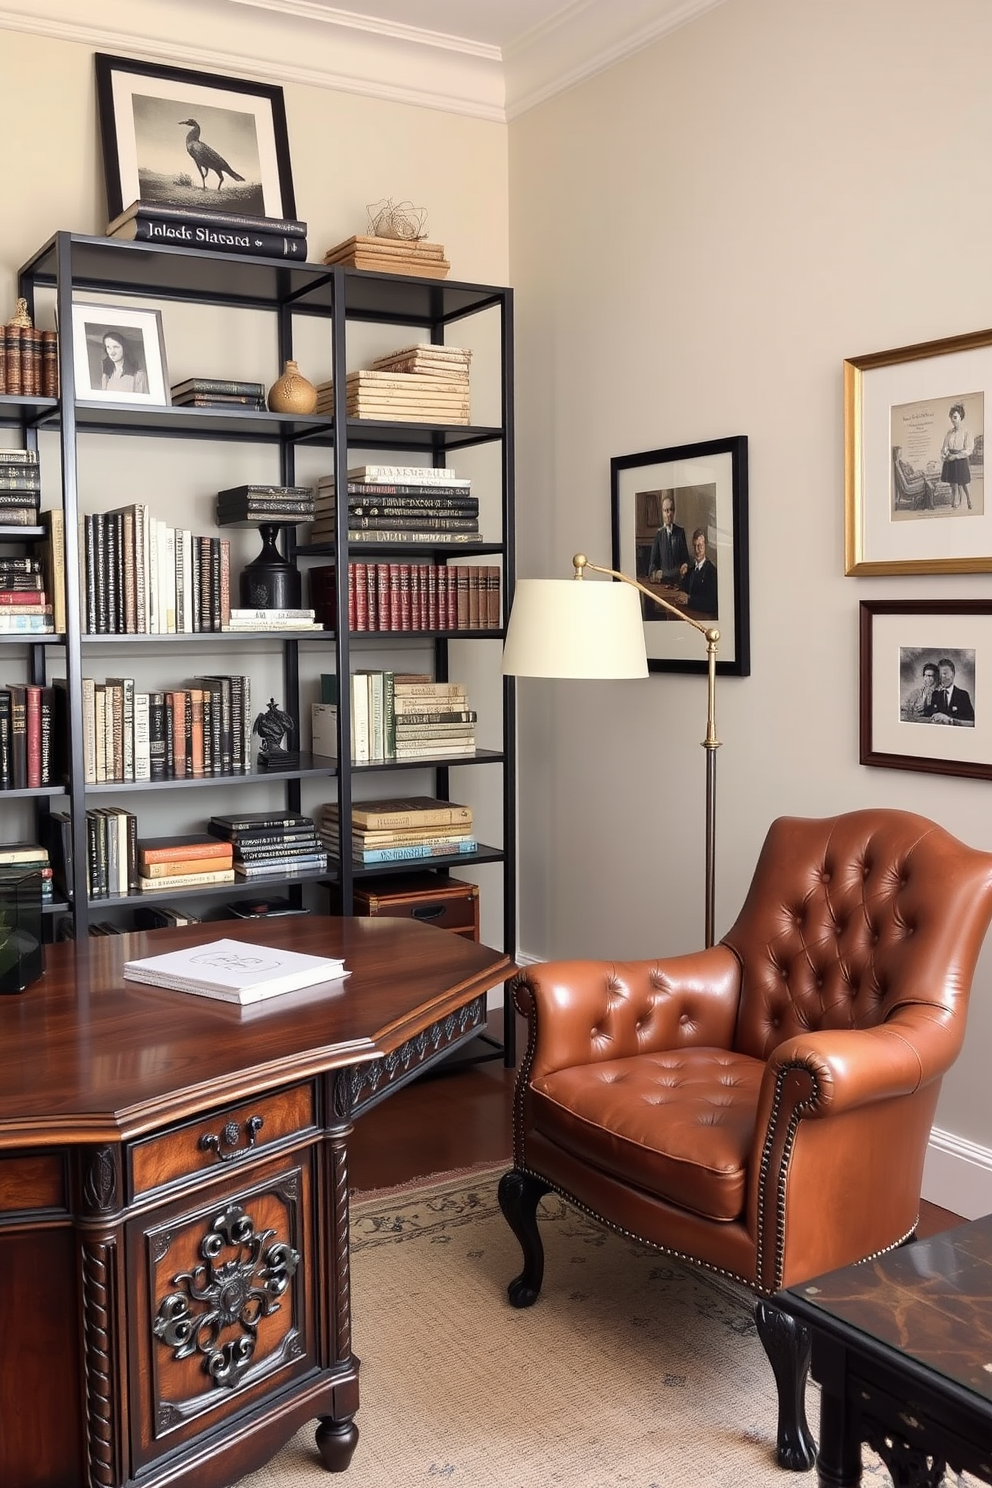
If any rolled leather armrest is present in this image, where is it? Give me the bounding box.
[514,945,742,1081]
[759,1000,960,1121]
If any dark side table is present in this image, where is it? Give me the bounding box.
[776,1214,992,1487]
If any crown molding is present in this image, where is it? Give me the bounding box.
[0,0,727,122]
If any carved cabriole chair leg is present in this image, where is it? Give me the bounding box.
[498,1169,551,1308]
[755,1299,817,1471]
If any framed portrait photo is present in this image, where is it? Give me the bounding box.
[845,327,992,575]
[860,599,992,780]
[610,435,749,676]
[94,53,296,223]
[71,302,169,405]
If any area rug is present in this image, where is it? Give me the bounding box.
[233,1166,967,1487]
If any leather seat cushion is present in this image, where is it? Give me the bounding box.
[531,1048,765,1222]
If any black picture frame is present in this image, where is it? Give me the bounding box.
[611,435,750,676]
[95,53,297,224]
[860,599,992,780]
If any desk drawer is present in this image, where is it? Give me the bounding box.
[0,1153,66,1216]
[130,1082,316,1198]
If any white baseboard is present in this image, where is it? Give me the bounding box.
[923,1127,992,1220]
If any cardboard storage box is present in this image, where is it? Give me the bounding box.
[330,873,479,940]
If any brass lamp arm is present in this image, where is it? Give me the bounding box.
[571,553,721,948]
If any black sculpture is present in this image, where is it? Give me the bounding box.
[252,699,298,770]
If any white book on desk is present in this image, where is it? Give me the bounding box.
[123,937,349,1004]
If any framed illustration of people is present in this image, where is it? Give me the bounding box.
[860,601,991,781]
[610,436,749,676]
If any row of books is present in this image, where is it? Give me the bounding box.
[79,674,253,784]
[312,672,478,764]
[318,794,475,865]
[308,562,500,632]
[323,234,450,278]
[0,842,53,902]
[0,326,58,398]
[207,811,329,880]
[172,377,266,412]
[82,505,231,634]
[106,200,309,262]
[0,684,58,789]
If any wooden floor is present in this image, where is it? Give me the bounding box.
[348,1013,963,1240]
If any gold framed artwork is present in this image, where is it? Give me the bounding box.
[845,326,992,575]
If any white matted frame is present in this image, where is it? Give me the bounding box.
[71,302,169,405]
[845,327,992,575]
[611,436,749,675]
[95,53,296,223]
[860,599,992,780]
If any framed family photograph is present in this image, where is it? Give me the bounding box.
[845,326,992,575]
[610,435,749,675]
[860,599,992,780]
[70,302,169,405]
[95,53,297,223]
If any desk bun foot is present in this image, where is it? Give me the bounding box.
[315,1416,359,1472]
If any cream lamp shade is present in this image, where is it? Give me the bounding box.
[501,577,648,680]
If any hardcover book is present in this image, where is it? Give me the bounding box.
[122,937,348,1004]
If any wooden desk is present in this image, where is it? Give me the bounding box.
[776,1215,992,1487]
[0,916,514,1488]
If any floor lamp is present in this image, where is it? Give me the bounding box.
[501,554,721,948]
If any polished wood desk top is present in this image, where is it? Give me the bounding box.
[0,915,515,1149]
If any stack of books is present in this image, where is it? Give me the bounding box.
[0,327,58,397]
[136,833,235,895]
[308,464,479,544]
[224,606,321,633]
[314,344,471,425]
[318,795,477,866]
[0,449,43,534]
[0,841,53,906]
[308,561,499,630]
[106,201,308,261]
[216,483,316,526]
[172,378,265,411]
[81,504,230,634]
[0,684,57,788]
[207,811,329,880]
[312,672,477,763]
[0,552,53,636]
[322,234,449,278]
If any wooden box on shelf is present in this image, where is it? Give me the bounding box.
[329,872,479,940]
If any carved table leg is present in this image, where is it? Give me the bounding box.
[498,1168,551,1308]
[315,1415,360,1472]
[755,1298,817,1471]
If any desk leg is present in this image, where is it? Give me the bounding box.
[316,1417,360,1472]
[315,1095,361,1472]
[817,1386,862,1488]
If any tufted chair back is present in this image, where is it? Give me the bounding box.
[725,811,987,1063]
[498,809,992,1471]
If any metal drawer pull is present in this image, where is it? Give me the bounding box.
[199,1115,264,1162]
[412,904,446,921]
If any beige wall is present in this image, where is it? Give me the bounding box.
[508,0,992,1214]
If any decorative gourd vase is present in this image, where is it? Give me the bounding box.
[240,524,302,610]
[267,359,317,414]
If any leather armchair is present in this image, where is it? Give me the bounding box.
[498,810,992,1469]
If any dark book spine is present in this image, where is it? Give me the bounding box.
[195,536,211,632]
[93,513,109,634]
[8,685,26,788]
[113,204,306,236]
[39,686,54,788]
[25,684,42,789]
[41,330,59,399]
[104,512,121,633]
[331,484,478,505]
[210,539,222,632]
[0,475,43,494]
[122,219,308,258]
[163,694,175,779]
[147,692,167,781]
[0,689,10,788]
[173,380,267,397]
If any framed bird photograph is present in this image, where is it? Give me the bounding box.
[94,54,297,224]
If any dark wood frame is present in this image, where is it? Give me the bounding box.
[860,598,992,780]
[610,435,750,676]
[95,52,297,222]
